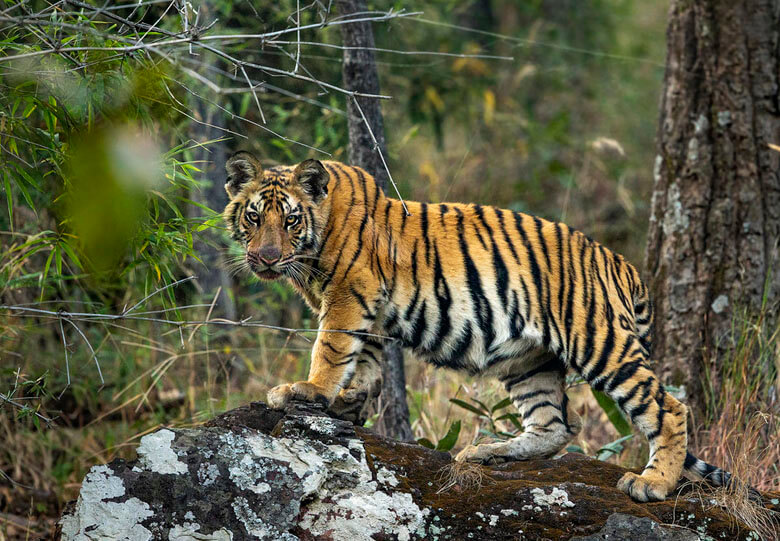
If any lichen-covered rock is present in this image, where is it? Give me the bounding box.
[56,402,777,540]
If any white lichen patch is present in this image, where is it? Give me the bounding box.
[711,294,729,314]
[233,431,371,497]
[662,182,690,236]
[300,415,341,436]
[376,466,400,487]
[168,523,234,540]
[59,465,154,541]
[197,463,220,486]
[489,515,499,527]
[500,509,518,517]
[530,487,576,509]
[300,489,428,541]
[136,429,188,475]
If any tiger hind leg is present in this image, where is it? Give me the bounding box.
[585,339,688,502]
[455,353,582,464]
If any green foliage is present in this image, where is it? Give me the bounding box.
[566,434,634,462]
[450,396,522,441]
[418,420,461,451]
[591,389,632,437]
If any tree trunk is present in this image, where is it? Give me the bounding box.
[189,102,238,323]
[187,2,236,323]
[337,0,414,442]
[645,0,780,419]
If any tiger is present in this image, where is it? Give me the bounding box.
[222,150,736,502]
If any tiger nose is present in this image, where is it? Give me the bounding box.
[257,246,281,265]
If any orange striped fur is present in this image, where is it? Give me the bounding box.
[223,152,735,502]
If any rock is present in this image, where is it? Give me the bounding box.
[56,402,777,540]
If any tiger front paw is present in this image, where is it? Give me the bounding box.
[617,471,672,502]
[266,381,333,410]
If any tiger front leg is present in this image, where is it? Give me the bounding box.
[267,300,372,410]
[329,342,384,424]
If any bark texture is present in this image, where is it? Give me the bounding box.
[56,402,776,540]
[337,0,414,442]
[337,0,389,188]
[646,0,780,416]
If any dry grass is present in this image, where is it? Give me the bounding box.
[695,308,780,493]
[679,415,779,540]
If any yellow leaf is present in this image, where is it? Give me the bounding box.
[425,86,445,113]
[768,143,780,153]
[154,263,161,281]
[484,90,496,126]
[419,161,441,201]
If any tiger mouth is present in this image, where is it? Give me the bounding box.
[255,268,283,280]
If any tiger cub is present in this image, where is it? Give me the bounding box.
[223,151,734,502]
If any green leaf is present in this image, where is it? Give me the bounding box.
[491,397,512,413]
[596,434,634,461]
[471,398,492,415]
[417,437,436,449]
[449,398,488,417]
[495,412,523,431]
[435,420,461,451]
[592,389,632,436]
[566,444,585,454]
[3,170,12,228]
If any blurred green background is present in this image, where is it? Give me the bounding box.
[0,0,675,535]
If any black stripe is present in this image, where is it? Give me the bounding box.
[409,299,428,349]
[514,389,555,402]
[494,208,520,263]
[337,210,369,280]
[477,208,509,309]
[420,202,431,265]
[533,216,552,271]
[426,242,453,353]
[514,213,547,345]
[504,356,561,391]
[428,322,472,369]
[524,400,561,417]
[456,208,494,350]
[439,203,449,227]
[350,286,375,320]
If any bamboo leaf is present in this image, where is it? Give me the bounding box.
[491,397,513,413]
[435,420,461,451]
[449,398,488,417]
[592,390,632,436]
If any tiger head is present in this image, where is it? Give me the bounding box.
[223,151,330,281]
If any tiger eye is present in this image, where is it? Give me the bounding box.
[285,214,301,228]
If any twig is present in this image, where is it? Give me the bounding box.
[351,95,410,215]
[270,39,514,60]
[64,318,104,385]
[239,64,266,124]
[1,305,390,340]
[57,316,70,398]
[0,392,53,425]
[123,276,195,315]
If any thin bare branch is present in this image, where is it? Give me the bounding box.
[64,317,104,385]
[123,276,196,315]
[351,95,409,215]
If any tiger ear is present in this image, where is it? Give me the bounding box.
[225,151,263,198]
[294,159,329,202]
